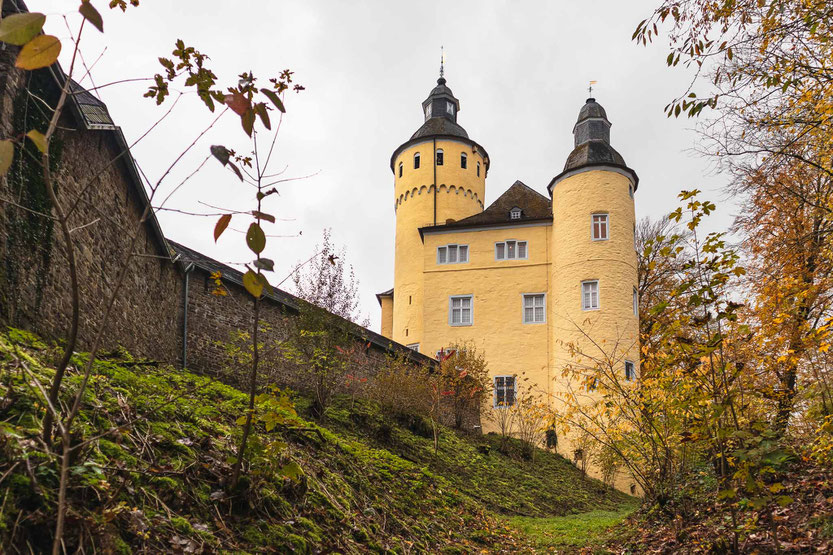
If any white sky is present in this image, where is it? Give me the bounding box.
[35,0,734,332]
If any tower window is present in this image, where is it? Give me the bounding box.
[495,240,528,260]
[629,184,634,198]
[437,244,468,265]
[477,161,481,177]
[592,213,609,241]
[426,104,432,118]
[494,376,516,408]
[633,286,638,316]
[581,280,600,310]
[461,152,467,169]
[449,295,473,326]
[625,360,636,381]
[523,293,546,324]
[446,101,454,115]
[414,152,421,169]
[436,149,444,166]
[398,162,403,178]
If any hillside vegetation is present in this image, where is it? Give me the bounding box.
[0,328,630,553]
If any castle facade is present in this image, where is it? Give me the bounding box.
[377,75,640,489]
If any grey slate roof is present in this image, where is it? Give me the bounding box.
[419,180,551,236]
[410,117,469,140]
[563,140,628,171]
[575,97,608,124]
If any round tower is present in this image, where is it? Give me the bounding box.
[549,97,640,397]
[389,76,489,348]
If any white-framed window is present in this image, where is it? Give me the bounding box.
[449,295,473,326]
[414,152,421,169]
[437,244,469,265]
[426,104,432,118]
[406,343,420,353]
[446,101,454,114]
[398,162,403,178]
[592,213,609,241]
[436,149,444,166]
[633,286,638,316]
[461,152,467,169]
[494,375,516,408]
[523,293,546,324]
[625,360,636,381]
[581,280,599,310]
[510,207,522,220]
[495,240,528,260]
[477,161,481,177]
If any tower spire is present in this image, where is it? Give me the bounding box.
[439,46,445,80]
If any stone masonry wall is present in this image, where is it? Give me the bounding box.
[0,51,181,361]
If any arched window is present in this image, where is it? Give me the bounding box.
[414,152,421,169]
[398,162,403,177]
[461,152,467,169]
[436,149,444,166]
[477,161,481,177]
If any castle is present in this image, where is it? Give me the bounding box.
[377,74,640,487]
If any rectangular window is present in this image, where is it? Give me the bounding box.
[633,286,638,316]
[477,162,481,177]
[436,150,444,166]
[592,214,609,241]
[494,376,516,407]
[449,295,473,326]
[437,244,468,265]
[495,240,528,260]
[461,153,467,169]
[406,343,420,353]
[446,101,454,114]
[414,153,421,169]
[625,360,636,381]
[581,280,599,310]
[523,294,546,324]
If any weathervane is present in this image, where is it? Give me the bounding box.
[440,46,445,79]
[588,80,597,96]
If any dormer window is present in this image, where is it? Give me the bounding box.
[510,207,522,220]
[426,104,432,118]
[446,101,454,115]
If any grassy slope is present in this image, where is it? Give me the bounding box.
[0,328,631,553]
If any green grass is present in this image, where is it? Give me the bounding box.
[509,503,638,551]
[0,327,635,552]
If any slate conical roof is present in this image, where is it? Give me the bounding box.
[548,98,638,193]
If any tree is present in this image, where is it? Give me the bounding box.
[436,342,491,430]
[291,228,369,326]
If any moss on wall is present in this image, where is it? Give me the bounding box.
[1,69,63,322]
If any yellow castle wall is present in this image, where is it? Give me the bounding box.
[421,224,552,426]
[389,138,486,347]
[550,168,639,491]
[380,296,393,339]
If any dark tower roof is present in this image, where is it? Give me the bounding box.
[548,97,638,193]
[411,77,468,140]
[390,75,489,172]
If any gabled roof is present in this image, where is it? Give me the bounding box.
[419,180,551,237]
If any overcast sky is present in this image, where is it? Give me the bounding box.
[36,0,734,332]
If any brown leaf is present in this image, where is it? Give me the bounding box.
[213,214,231,242]
[79,1,104,33]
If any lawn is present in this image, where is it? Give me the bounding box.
[508,502,638,551]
